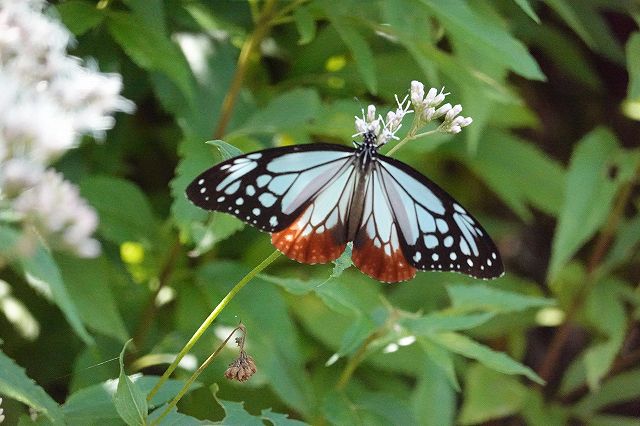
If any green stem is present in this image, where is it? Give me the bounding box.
[384,129,438,157]
[149,325,244,425]
[335,328,386,390]
[146,250,281,401]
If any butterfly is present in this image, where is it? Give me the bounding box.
[186,131,503,283]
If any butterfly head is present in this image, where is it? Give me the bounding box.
[362,130,378,147]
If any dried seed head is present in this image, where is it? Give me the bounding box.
[224,350,257,382]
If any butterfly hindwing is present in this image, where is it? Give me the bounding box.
[375,154,504,279]
[186,143,355,234]
[351,167,417,282]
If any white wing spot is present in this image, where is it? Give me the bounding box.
[269,216,278,227]
[432,253,439,261]
[487,259,492,266]
[224,181,241,195]
[413,252,421,262]
[460,239,471,256]
[246,185,256,196]
[436,218,449,233]
[424,235,438,249]
[205,196,209,201]
[200,187,206,193]
[252,208,261,216]
[450,252,457,260]
[259,192,277,207]
[217,196,225,202]
[236,198,244,205]
[234,209,240,214]
[257,175,271,188]
[220,164,230,170]
[492,252,497,260]
[453,203,466,213]
[467,259,474,267]
[198,179,204,185]
[444,236,453,247]
[247,153,262,160]
[481,265,485,270]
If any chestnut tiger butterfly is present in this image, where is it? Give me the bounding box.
[186,131,503,283]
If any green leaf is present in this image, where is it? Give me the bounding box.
[107,11,195,103]
[17,235,94,346]
[583,279,627,390]
[413,352,456,425]
[512,0,541,23]
[446,129,566,220]
[573,369,640,416]
[55,0,105,36]
[63,376,201,424]
[293,6,316,45]
[548,128,622,280]
[0,349,64,423]
[323,390,416,425]
[197,263,314,416]
[113,340,147,426]
[446,284,553,314]
[420,0,545,80]
[235,88,322,135]
[260,408,309,425]
[81,176,158,245]
[327,14,377,94]
[147,406,209,425]
[56,255,129,343]
[601,216,640,273]
[205,139,244,160]
[623,33,640,120]
[189,213,245,256]
[330,244,353,279]
[545,0,624,63]
[459,364,526,425]
[430,332,544,384]
[402,312,495,335]
[210,383,265,426]
[520,388,570,425]
[419,337,460,391]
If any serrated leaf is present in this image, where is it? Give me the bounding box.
[446,284,553,314]
[205,139,244,160]
[210,383,266,426]
[548,128,622,280]
[260,408,309,425]
[81,176,158,245]
[15,233,94,345]
[107,11,195,103]
[0,349,64,423]
[63,376,201,424]
[330,244,352,278]
[113,340,147,426]
[459,364,526,425]
[327,14,377,94]
[56,0,105,36]
[293,6,316,45]
[421,0,545,80]
[430,332,544,384]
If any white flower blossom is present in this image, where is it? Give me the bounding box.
[14,170,100,258]
[354,94,413,146]
[0,0,133,257]
[0,396,4,423]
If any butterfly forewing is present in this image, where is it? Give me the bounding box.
[186,144,355,233]
[271,160,359,264]
[376,155,504,279]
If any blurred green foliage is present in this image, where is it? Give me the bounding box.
[1,0,639,424]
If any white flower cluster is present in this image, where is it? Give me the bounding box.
[0,0,134,257]
[0,397,4,423]
[353,80,473,146]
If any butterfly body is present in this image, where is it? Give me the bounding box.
[187,131,503,282]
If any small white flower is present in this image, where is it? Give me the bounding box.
[433,103,452,120]
[13,170,101,257]
[410,80,424,106]
[0,396,4,423]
